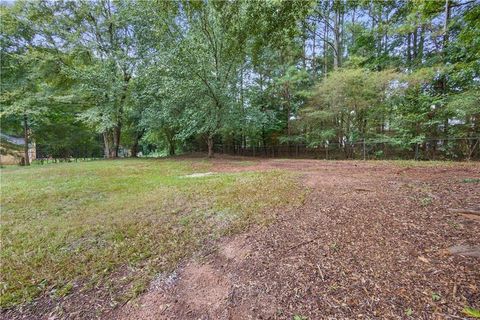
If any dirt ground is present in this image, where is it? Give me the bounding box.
[3,158,479,319]
[111,158,480,320]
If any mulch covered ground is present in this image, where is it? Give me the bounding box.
[115,159,480,319]
[3,158,479,319]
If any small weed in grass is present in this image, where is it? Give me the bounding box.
[463,306,480,318]
[128,279,149,299]
[419,197,433,206]
[293,315,308,320]
[330,242,340,252]
[53,282,74,298]
[405,308,413,316]
[448,221,461,229]
[462,178,480,184]
[431,292,441,302]
[329,284,339,291]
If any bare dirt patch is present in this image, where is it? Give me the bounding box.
[114,159,480,319]
[113,235,251,320]
[183,172,215,178]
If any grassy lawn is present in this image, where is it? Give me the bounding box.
[0,159,302,308]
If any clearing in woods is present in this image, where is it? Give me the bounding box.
[1,158,479,319]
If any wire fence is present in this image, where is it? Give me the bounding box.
[212,137,480,161]
[3,136,478,166]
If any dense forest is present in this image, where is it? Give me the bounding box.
[1,0,479,162]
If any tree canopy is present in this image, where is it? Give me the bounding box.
[1,0,479,162]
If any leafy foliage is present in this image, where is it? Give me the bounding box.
[1,0,479,160]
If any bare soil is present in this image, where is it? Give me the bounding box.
[3,158,480,319]
[113,159,480,320]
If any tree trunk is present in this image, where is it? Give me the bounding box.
[113,74,131,158]
[207,135,214,158]
[113,126,121,157]
[103,131,111,158]
[23,113,30,166]
[375,8,382,60]
[130,130,144,157]
[130,142,139,158]
[323,19,328,77]
[333,1,342,69]
[262,126,267,156]
[417,23,424,64]
[165,130,176,156]
[169,142,175,156]
[284,82,291,138]
[441,0,451,149]
[302,24,307,69]
[413,28,418,61]
[407,33,411,65]
[443,0,451,50]
[312,22,316,79]
[351,6,356,45]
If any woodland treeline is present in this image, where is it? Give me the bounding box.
[1,0,479,162]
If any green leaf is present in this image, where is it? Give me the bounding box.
[405,308,413,316]
[463,307,480,318]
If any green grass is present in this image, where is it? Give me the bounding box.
[0,159,303,308]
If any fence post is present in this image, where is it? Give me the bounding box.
[363,139,366,160]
